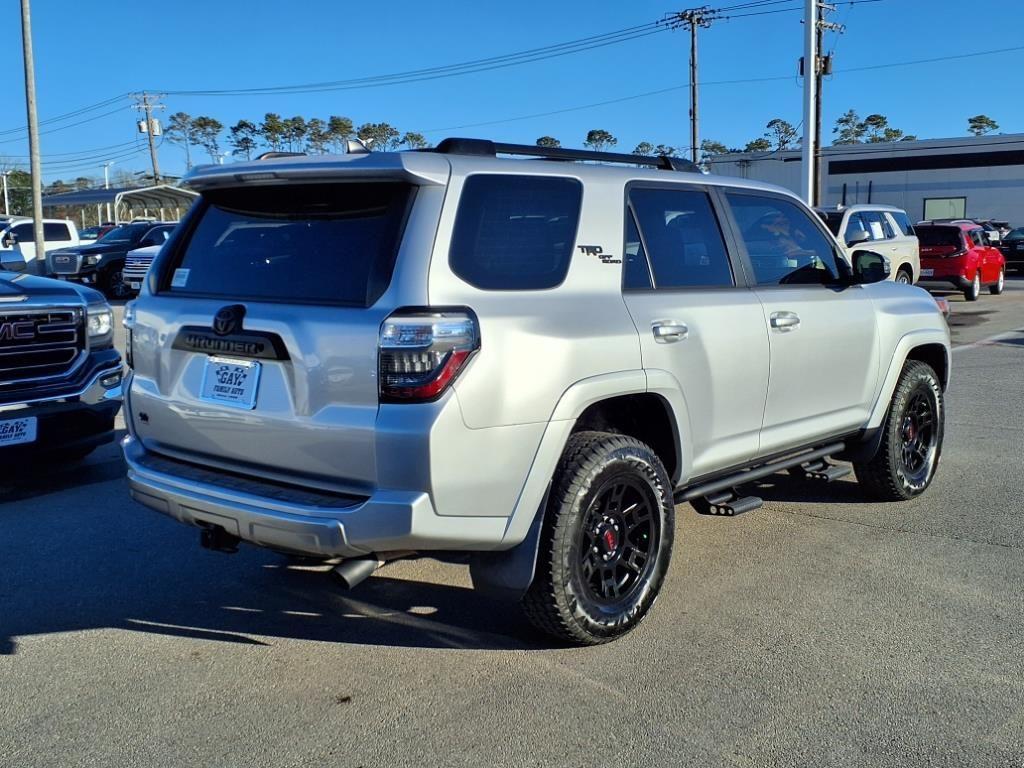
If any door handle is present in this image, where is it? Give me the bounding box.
[770,311,801,332]
[652,321,688,343]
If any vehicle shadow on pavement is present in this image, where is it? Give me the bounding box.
[0,484,555,654]
[746,470,869,506]
[0,454,126,504]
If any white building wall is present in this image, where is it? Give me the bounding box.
[708,134,1024,223]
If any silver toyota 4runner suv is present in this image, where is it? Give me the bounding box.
[122,139,950,645]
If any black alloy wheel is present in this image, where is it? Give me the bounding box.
[897,391,939,492]
[105,267,131,300]
[575,476,659,609]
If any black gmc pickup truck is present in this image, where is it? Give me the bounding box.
[0,270,122,461]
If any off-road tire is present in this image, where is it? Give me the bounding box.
[521,431,674,645]
[854,361,944,501]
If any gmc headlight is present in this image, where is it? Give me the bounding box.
[87,305,114,348]
[84,255,100,266]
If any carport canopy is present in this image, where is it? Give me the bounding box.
[41,184,198,223]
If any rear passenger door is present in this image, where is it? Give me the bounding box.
[721,190,880,455]
[621,184,769,479]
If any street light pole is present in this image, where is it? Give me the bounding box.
[19,0,45,263]
[1,171,10,215]
[102,161,115,222]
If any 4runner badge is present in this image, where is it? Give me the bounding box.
[578,245,621,264]
[213,305,246,336]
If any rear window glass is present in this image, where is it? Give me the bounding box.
[43,222,72,241]
[165,183,413,306]
[449,174,582,290]
[915,226,962,247]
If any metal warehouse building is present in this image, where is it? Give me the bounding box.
[707,133,1024,224]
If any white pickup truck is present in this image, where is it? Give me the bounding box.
[0,217,80,268]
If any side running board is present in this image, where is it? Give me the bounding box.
[677,441,846,517]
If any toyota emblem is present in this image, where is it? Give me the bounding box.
[212,305,245,336]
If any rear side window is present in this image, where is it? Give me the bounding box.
[890,210,915,236]
[43,223,72,241]
[863,211,894,240]
[727,192,841,285]
[449,175,582,290]
[628,187,733,288]
[165,183,413,306]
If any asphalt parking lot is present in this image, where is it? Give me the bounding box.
[2,280,1023,767]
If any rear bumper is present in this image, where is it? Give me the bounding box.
[122,436,509,557]
[918,275,973,291]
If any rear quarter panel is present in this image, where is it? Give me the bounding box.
[428,164,642,430]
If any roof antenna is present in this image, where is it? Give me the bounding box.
[346,139,371,154]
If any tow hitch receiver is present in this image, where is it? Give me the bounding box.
[199,524,241,554]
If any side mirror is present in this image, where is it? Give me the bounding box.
[851,249,891,284]
[845,228,871,247]
[0,251,26,272]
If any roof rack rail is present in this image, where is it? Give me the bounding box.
[428,138,701,174]
[257,151,307,160]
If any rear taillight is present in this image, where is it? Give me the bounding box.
[123,300,135,368]
[379,309,479,403]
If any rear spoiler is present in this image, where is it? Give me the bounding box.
[183,151,451,190]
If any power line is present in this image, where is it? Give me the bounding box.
[0,93,129,137]
[0,105,129,145]
[426,39,1023,135]
[1,139,139,161]
[163,22,669,97]
[41,149,148,175]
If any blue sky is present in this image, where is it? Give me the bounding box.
[0,0,1021,182]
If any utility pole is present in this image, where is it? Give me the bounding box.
[812,3,842,206]
[1,171,10,215]
[132,92,164,184]
[665,7,720,164]
[800,0,817,204]
[19,0,44,263]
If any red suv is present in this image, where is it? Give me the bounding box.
[916,221,1006,301]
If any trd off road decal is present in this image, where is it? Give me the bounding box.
[578,245,621,264]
